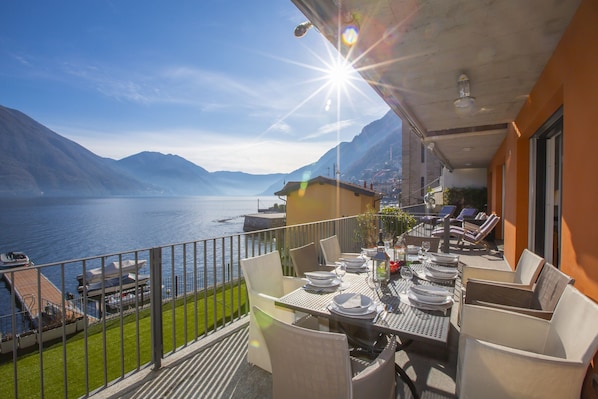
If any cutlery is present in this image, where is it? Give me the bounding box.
[373,306,384,323]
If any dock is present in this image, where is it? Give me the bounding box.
[2,267,85,328]
[243,212,286,232]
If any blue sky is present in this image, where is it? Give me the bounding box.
[0,1,389,174]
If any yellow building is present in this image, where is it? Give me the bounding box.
[275,176,382,226]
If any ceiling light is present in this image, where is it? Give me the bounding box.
[453,73,475,109]
[294,21,313,38]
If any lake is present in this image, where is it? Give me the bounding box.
[0,196,279,321]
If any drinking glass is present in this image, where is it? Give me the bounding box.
[335,262,346,283]
[400,263,413,281]
[421,241,431,257]
[366,273,381,302]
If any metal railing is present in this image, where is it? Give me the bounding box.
[0,212,432,398]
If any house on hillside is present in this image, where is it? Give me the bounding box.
[275,175,382,226]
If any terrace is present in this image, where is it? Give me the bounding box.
[0,214,509,399]
[93,235,508,399]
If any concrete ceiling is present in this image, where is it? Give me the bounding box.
[291,0,581,170]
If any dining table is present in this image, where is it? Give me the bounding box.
[275,254,458,399]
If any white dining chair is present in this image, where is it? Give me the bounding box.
[254,306,397,399]
[240,250,306,372]
[458,284,598,398]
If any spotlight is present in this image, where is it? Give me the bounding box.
[294,21,313,38]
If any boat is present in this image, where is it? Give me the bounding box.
[106,286,151,311]
[76,259,147,285]
[0,251,32,269]
[78,273,150,298]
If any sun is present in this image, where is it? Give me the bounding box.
[326,58,353,90]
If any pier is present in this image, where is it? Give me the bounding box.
[2,267,85,328]
[243,212,286,232]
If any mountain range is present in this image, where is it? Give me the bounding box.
[0,105,402,197]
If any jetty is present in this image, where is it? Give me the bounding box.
[243,212,286,232]
[2,267,85,328]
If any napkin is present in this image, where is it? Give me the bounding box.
[410,285,451,297]
[341,293,364,308]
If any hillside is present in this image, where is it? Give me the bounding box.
[0,105,152,197]
[0,105,400,197]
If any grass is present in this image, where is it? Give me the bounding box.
[0,283,248,398]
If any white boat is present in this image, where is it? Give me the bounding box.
[106,286,151,311]
[0,251,32,269]
[76,259,147,285]
[78,273,150,298]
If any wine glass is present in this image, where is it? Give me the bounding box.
[366,273,381,303]
[400,263,413,281]
[421,241,431,258]
[335,261,346,283]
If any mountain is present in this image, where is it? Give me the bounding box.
[114,152,284,196]
[261,111,402,194]
[115,152,218,196]
[0,105,400,197]
[0,105,154,197]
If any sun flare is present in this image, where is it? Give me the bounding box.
[326,58,353,90]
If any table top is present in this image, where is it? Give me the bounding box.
[276,262,455,345]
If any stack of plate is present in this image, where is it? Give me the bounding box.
[407,245,421,255]
[304,271,339,288]
[424,263,459,281]
[329,293,376,318]
[429,252,459,266]
[361,248,378,257]
[340,257,368,272]
[407,285,453,309]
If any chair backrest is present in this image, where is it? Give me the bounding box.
[544,285,598,364]
[531,263,574,311]
[320,235,341,265]
[437,205,457,218]
[402,235,441,252]
[289,242,320,277]
[240,251,285,298]
[455,207,477,221]
[513,249,545,285]
[253,306,353,399]
[469,214,499,241]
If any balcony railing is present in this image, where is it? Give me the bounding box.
[0,212,430,398]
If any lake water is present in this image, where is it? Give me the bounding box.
[0,196,278,322]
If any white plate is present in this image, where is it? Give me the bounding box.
[361,248,378,257]
[328,302,378,318]
[333,293,373,314]
[407,245,421,254]
[426,264,458,274]
[305,271,337,281]
[429,252,459,264]
[346,265,368,272]
[425,266,458,279]
[424,269,457,281]
[307,278,340,287]
[341,257,366,266]
[408,291,453,306]
[408,288,450,304]
[410,285,452,297]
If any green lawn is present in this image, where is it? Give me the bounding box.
[0,284,248,398]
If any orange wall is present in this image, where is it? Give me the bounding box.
[489,0,598,301]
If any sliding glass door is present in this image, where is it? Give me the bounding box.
[530,109,563,266]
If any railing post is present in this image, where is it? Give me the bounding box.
[150,247,163,370]
[442,216,451,253]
